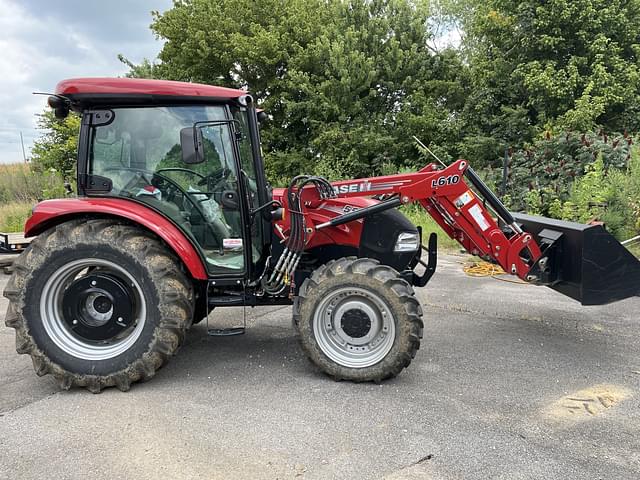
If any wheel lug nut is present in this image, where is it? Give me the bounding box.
[72,319,78,325]
[91,280,97,286]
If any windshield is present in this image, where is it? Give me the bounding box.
[90,106,228,182]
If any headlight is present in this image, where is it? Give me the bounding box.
[394,231,420,252]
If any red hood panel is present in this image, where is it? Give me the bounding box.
[272,189,379,249]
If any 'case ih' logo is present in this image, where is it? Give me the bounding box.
[333,182,372,194]
[332,179,411,195]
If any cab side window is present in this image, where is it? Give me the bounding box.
[89,106,247,273]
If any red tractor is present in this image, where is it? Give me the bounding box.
[5,78,640,392]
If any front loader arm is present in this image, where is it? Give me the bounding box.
[312,159,543,282]
[274,157,640,304]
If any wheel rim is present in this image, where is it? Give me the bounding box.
[312,286,396,368]
[40,258,147,361]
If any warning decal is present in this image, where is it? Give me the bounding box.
[468,204,491,231]
[223,238,243,250]
[455,190,474,208]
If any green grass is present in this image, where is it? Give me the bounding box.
[401,205,461,252]
[0,162,66,233]
[0,201,33,232]
[0,163,67,204]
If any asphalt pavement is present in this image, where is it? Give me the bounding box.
[0,253,638,479]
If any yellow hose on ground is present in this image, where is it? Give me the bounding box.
[462,260,528,284]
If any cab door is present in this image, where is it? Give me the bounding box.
[86,105,250,276]
[230,105,271,280]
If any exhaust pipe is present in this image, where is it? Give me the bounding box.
[513,213,640,306]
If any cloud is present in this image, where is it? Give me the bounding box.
[0,0,171,163]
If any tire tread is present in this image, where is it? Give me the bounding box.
[297,257,424,382]
[3,219,194,393]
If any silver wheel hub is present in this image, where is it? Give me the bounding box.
[313,286,395,368]
[83,292,114,326]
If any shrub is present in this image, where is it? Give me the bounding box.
[489,130,633,214]
[0,163,67,204]
[556,149,640,240]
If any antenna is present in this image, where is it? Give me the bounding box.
[32,92,68,101]
[413,135,447,168]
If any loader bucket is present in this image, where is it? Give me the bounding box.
[512,213,640,306]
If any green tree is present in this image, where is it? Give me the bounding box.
[30,110,80,181]
[454,0,640,167]
[126,0,467,182]
[280,0,467,180]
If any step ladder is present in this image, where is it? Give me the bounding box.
[205,286,247,336]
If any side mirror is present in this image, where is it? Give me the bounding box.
[180,126,205,164]
[220,190,240,210]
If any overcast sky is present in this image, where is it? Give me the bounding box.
[0,0,172,163]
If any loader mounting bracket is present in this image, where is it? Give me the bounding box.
[523,228,564,285]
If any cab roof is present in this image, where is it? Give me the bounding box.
[56,78,247,107]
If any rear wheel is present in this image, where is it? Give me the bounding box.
[296,257,423,381]
[3,219,194,392]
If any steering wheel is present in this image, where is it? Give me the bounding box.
[105,166,194,204]
[156,167,230,194]
[102,166,228,245]
[155,167,207,182]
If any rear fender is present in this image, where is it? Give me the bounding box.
[25,197,208,280]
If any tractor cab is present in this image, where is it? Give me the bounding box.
[56,78,272,281]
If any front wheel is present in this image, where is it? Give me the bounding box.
[295,257,423,381]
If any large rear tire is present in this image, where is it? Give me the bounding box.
[295,257,423,381]
[3,219,194,393]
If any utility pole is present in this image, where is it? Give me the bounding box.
[20,131,27,162]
